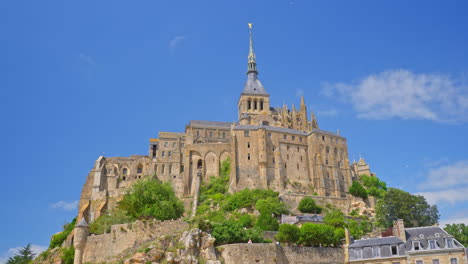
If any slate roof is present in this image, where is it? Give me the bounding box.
[242,72,268,95]
[297,214,324,222]
[76,218,88,227]
[233,124,308,136]
[404,226,460,250]
[349,236,404,248]
[189,120,233,128]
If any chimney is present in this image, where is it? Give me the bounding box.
[393,219,406,242]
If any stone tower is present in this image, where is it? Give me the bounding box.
[73,218,89,264]
[237,23,271,125]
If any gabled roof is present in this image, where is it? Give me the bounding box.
[404,226,461,250]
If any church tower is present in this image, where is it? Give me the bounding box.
[238,24,271,125]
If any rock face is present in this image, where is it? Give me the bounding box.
[178,228,218,263]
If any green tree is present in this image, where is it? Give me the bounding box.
[299,223,337,246]
[297,197,322,214]
[255,197,288,217]
[223,189,279,211]
[376,188,439,227]
[118,179,184,220]
[360,175,387,198]
[349,181,368,199]
[275,224,300,245]
[6,244,36,264]
[444,223,468,247]
[323,209,346,228]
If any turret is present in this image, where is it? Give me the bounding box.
[73,218,89,264]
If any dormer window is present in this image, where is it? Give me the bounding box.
[391,245,398,255]
[429,240,436,249]
[447,238,454,248]
[413,241,421,250]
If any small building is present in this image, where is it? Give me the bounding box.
[345,219,468,264]
[281,214,324,226]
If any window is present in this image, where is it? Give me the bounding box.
[268,133,272,138]
[325,159,329,165]
[292,136,295,141]
[354,249,362,259]
[300,156,303,162]
[272,158,275,164]
[162,151,165,157]
[254,100,257,110]
[284,134,287,140]
[272,147,275,151]
[373,246,380,257]
[169,165,172,174]
[432,259,440,264]
[451,258,458,264]
[391,245,398,255]
[109,169,113,174]
[447,238,454,248]
[152,145,157,158]
[137,167,143,174]
[413,241,421,250]
[429,240,436,249]
[247,153,251,160]
[197,160,202,169]
[223,132,226,138]
[196,131,200,137]
[284,163,287,168]
[180,165,184,173]
[299,137,303,142]
[416,261,423,264]
[244,131,250,137]
[322,136,325,141]
[123,168,128,175]
[247,142,250,148]
[168,151,172,157]
[209,131,213,137]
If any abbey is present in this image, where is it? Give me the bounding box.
[77,27,374,222]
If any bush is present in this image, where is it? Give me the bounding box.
[118,179,184,220]
[89,209,134,234]
[297,197,322,214]
[212,220,263,245]
[349,181,368,199]
[61,246,74,264]
[254,213,279,231]
[223,189,279,211]
[255,197,288,216]
[299,223,337,247]
[360,175,387,198]
[49,218,76,249]
[238,214,255,228]
[275,224,300,245]
[323,209,346,228]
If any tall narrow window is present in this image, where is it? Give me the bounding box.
[447,238,454,248]
[299,137,303,142]
[254,100,257,110]
[222,132,226,138]
[292,136,295,141]
[197,160,202,169]
[429,240,436,249]
[169,165,172,174]
[168,151,172,157]
[162,151,165,157]
[197,131,200,137]
[248,100,251,110]
[137,167,143,174]
[272,158,275,164]
[413,241,420,250]
[123,168,128,175]
[209,131,213,137]
[451,258,458,264]
[247,142,250,148]
[391,245,398,255]
[284,134,287,140]
[247,153,251,160]
[260,100,264,110]
[180,165,184,173]
[152,145,157,158]
[244,131,250,137]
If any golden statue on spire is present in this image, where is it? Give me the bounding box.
[248,23,253,29]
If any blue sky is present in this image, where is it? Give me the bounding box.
[1,0,468,261]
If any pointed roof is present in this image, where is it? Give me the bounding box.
[242,23,268,96]
[76,218,88,227]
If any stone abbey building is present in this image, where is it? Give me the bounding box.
[78,27,374,222]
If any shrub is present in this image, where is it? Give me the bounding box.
[349,181,368,199]
[223,189,279,211]
[254,213,279,231]
[323,209,346,228]
[238,214,255,228]
[118,179,184,220]
[299,223,336,246]
[275,224,300,245]
[89,209,134,235]
[61,246,74,264]
[212,220,263,245]
[297,197,322,214]
[255,197,288,216]
[49,218,76,249]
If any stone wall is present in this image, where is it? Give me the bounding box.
[82,219,189,263]
[219,244,344,264]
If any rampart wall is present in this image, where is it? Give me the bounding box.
[219,243,344,264]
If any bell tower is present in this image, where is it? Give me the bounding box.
[238,23,270,125]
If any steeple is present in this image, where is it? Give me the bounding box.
[247,23,257,74]
[242,23,268,95]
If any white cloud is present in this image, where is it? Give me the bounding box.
[439,217,468,226]
[420,160,468,190]
[169,35,187,49]
[79,53,95,65]
[322,69,468,123]
[417,187,468,205]
[0,244,47,264]
[51,200,78,211]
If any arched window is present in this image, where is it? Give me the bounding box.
[260,100,264,110]
[137,166,143,174]
[123,168,128,175]
[254,100,257,110]
[247,153,251,160]
[197,159,203,169]
[248,100,251,110]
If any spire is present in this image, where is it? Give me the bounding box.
[242,23,268,95]
[247,23,257,74]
